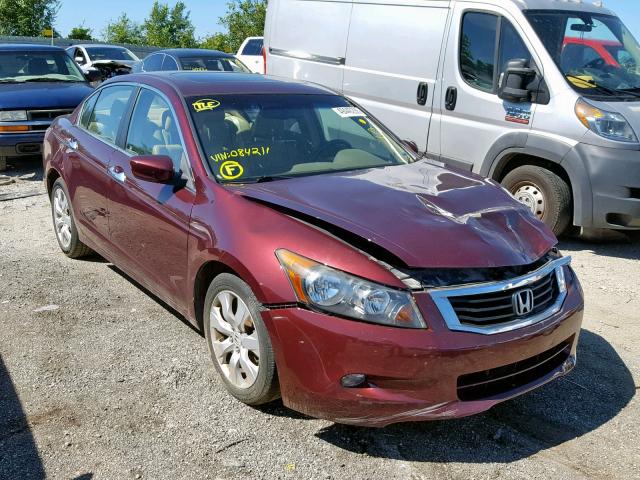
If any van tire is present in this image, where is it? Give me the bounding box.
[502,165,572,236]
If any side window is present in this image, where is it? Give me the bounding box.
[143,54,163,72]
[78,92,100,128]
[126,89,186,173]
[161,55,178,71]
[242,39,263,56]
[86,85,135,144]
[460,12,499,92]
[74,48,86,65]
[499,20,533,74]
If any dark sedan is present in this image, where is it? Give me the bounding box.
[0,44,97,171]
[43,72,583,426]
[132,48,251,73]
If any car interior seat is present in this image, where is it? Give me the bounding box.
[26,57,50,76]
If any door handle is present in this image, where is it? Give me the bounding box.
[445,87,458,111]
[417,82,429,106]
[64,138,78,151]
[108,165,126,183]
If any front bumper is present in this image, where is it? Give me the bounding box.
[262,271,584,427]
[565,143,640,229]
[0,131,45,158]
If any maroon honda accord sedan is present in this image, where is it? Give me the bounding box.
[43,72,584,426]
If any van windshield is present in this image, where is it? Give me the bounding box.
[188,94,415,183]
[525,10,640,99]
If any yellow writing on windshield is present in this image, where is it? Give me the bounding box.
[193,99,221,112]
[211,146,271,163]
[219,161,244,180]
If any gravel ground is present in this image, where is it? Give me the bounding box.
[1,159,638,480]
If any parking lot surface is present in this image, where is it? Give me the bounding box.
[1,160,638,480]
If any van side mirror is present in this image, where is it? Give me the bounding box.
[498,59,537,103]
[75,56,85,64]
[402,140,419,154]
[130,155,175,183]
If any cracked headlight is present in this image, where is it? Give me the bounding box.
[575,98,638,143]
[276,249,426,329]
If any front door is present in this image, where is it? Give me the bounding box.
[108,88,195,311]
[60,85,136,250]
[439,4,538,171]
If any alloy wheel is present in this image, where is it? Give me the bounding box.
[209,290,260,389]
[53,187,72,250]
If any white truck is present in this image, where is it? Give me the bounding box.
[264,0,640,235]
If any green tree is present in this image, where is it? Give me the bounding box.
[0,0,60,37]
[201,0,266,53]
[68,25,92,40]
[143,1,196,48]
[104,13,144,45]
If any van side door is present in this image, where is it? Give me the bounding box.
[342,1,451,153]
[439,5,540,171]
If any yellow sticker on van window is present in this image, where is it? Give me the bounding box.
[193,99,221,112]
[219,161,244,180]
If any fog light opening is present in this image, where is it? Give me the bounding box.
[341,373,368,388]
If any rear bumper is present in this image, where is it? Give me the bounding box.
[566,143,640,229]
[0,132,45,158]
[262,272,583,427]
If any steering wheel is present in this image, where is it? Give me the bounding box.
[309,139,352,162]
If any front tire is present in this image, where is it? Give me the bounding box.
[502,165,572,236]
[204,273,279,405]
[50,178,93,258]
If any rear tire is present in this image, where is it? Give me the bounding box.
[502,165,572,236]
[50,178,93,258]
[204,273,280,406]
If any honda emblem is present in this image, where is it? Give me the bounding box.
[513,289,535,317]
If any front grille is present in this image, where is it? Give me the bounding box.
[457,336,573,401]
[27,109,74,121]
[448,270,559,327]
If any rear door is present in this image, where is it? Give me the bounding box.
[343,2,451,152]
[107,87,196,310]
[438,4,539,171]
[59,85,136,251]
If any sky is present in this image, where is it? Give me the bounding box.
[54,0,640,40]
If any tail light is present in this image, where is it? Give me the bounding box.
[262,46,267,74]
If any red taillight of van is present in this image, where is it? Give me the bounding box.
[262,46,267,74]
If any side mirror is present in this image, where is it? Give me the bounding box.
[130,155,174,183]
[75,56,85,64]
[84,68,102,83]
[498,59,537,103]
[402,140,419,154]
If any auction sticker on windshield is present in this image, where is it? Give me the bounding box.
[193,99,221,112]
[332,106,366,118]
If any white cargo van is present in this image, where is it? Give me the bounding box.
[264,0,640,235]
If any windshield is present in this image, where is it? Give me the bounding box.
[85,47,138,62]
[180,57,250,73]
[0,51,86,83]
[188,94,415,183]
[525,10,640,98]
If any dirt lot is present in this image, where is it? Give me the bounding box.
[1,159,638,480]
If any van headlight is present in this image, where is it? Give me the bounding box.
[0,110,27,122]
[575,98,638,143]
[276,249,426,329]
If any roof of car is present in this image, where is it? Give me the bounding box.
[0,44,65,52]
[113,71,337,96]
[155,48,235,59]
[72,44,132,49]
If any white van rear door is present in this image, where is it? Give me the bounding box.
[438,3,539,171]
[343,1,451,152]
[265,0,352,90]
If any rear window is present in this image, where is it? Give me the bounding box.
[188,94,414,183]
[241,39,263,56]
[180,56,250,73]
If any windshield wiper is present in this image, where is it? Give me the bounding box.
[566,75,640,99]
[0,79,19,83]
[22,78,84,83]
[226,175,296,184]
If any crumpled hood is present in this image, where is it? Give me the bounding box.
[0,82,93,110]
[91,59,135,69]
[232,161,557,269]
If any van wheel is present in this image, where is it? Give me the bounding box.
[50,178,93,258]
[502,165,572,236]
[204,273,280,405]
